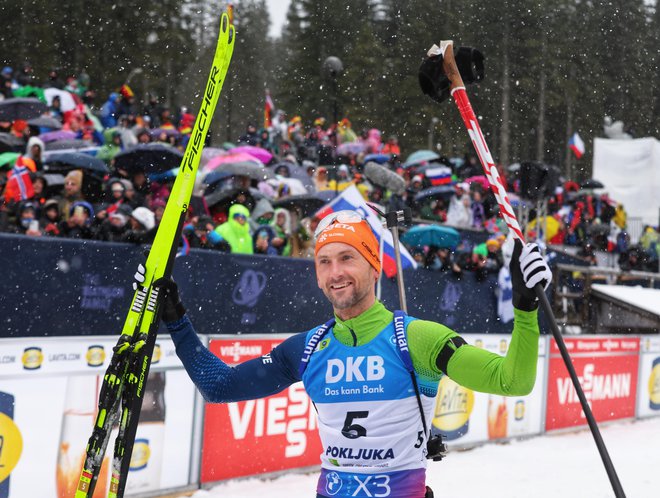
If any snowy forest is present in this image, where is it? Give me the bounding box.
[3,0,659,179]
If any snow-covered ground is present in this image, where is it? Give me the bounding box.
[191,417,660,498]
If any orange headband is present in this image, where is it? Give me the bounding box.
[315,220,381,274]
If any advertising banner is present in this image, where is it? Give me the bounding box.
[201,337,322,483]
[637,336,660,419]
[0,336,194,497]
[546,337,640,431]
[430,335,547,447]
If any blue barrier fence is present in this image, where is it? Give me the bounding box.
[2,233,573,338]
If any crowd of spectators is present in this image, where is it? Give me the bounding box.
[1,64,658,277]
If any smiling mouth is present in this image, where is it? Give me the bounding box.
[330,282,352,290]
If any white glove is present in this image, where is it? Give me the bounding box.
[519,243,552,290]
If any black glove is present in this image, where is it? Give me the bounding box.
[509,240,552,311]
[153,278,187,323]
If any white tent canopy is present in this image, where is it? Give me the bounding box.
[592,137,660,226]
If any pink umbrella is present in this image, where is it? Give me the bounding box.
[229,145,273,164]
[465,175,491,190]
[39,130,77,143]
[204,152,263,173]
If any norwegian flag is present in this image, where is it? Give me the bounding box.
[264,90,274,129]
[424,165,452,186]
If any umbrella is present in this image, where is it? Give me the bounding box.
[526,216,561,241]
[272,162,314,189]
[403,149,440,168]
[229,145,273,164]
[0,133,24,153]
[0,98,48,121]
[200,147,226,168]
[401,225,461,249]
[45,139,93,151]
[273,194,329,218]
[204,187,263,211]
[210,161,274,181]
[363,153,391,164]
[39,130,77,143]
[150,127,182,140]
[580,178,605,190]
[414,185,456,203]
[114,143,184,174]
[464,175,491,190]
[27,116,62,130]
[0,152,20,170]
[43,88,79,112]
[202,170,234,194]
[44,152,109,175]
[336,142,368,155]
[205,152,263,172]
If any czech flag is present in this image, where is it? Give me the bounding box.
[424,165,452,186]
[569,132,585,159]
[264,90,274,129]
[315,186,417,277]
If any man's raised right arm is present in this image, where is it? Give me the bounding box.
[167,315,307,403]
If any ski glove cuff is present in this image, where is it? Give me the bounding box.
[153,278,187,323]
[510,240,552,311]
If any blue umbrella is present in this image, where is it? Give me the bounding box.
[403,149,440,168]
[401,225,460,249]
[363,153,391,164]
[44,151,109,175]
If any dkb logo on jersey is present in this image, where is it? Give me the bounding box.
[325,356,385,383]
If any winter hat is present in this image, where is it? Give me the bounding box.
[109,212,128,226]
[412,175,423,184]
[65,169,83,187]
[43,198,59,211]
[119,179,134,192]
[130,206,155,230]
[315,215,381,274]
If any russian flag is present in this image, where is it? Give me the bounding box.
[569,132,585,159]
[315,186,417,278]
[424,165,452,186]
[264,90,274,129]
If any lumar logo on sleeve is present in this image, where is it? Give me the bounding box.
[325,356,385,383]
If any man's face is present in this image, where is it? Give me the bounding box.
[65,179,80,197]
[315,242,376,317]
[31,145,41,160]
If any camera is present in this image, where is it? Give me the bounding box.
[426,434,447,461]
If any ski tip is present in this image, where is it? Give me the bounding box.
[227,4,234,25]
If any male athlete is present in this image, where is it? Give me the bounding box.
[155,210,552,498]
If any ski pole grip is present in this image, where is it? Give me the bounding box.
[437,40,465,90]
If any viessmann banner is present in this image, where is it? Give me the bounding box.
[546,337,640,431]
[201,337,323,483]
[0,336,195,498]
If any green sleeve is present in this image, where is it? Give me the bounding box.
[446,309,540,396]
[407,308,540,396]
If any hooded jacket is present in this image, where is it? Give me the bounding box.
[214,204,253,254]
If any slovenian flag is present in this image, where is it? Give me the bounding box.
[264,90,274,129]
[569,132,585,159]
[315,186,417,277]
[424,165,452,186]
